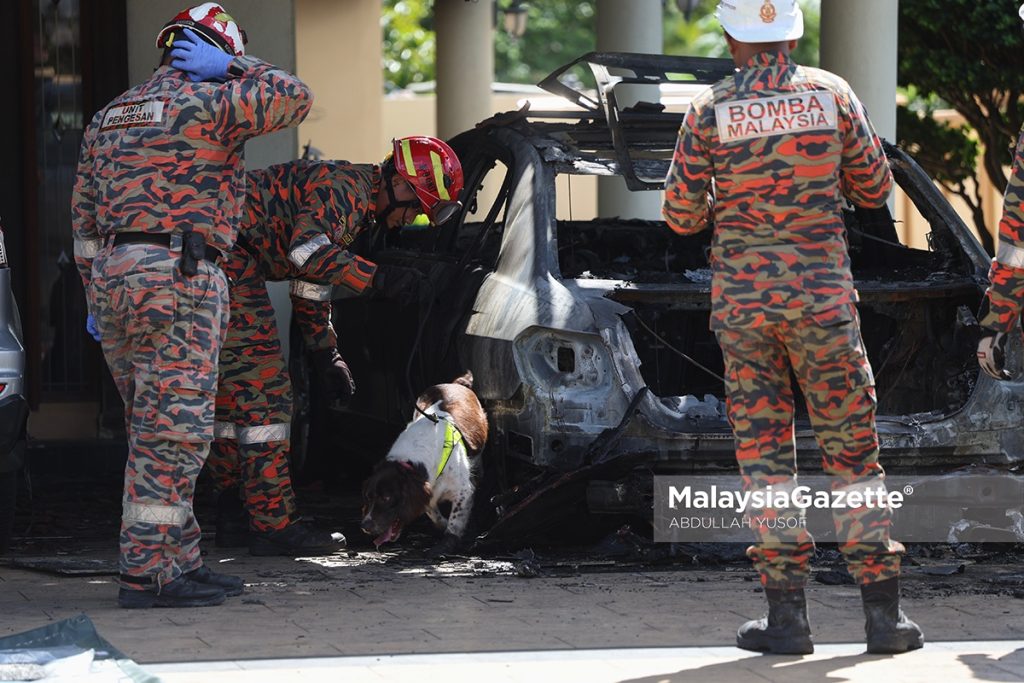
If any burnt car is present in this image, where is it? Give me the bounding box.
[310,53,1023,537]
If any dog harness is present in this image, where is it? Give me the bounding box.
[388,406,467,480]
[436,419,464,478]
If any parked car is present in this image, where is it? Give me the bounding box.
[302,53,1023,539]
[0,219,28,554]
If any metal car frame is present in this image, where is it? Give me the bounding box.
[320,53,1023,535]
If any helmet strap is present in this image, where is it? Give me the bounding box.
[379,163,420,222]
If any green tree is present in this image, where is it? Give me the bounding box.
[899,0,1024,251]
[663,0,820,66]
[382,0,435,91]
[495,3,596,84]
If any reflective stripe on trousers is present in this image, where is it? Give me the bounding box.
[996,241,1024,269]
[74,236,104,259]
[215,421,291,444]
[123,501,189,526]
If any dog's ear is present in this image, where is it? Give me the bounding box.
[360,468,381,518]
[361,470,378,502]
[453,370,474,389]
[361,460,391,500]
[361,460,403,501]
[414,387,443,416]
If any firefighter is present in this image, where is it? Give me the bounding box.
[205,137,464,555]
[663,0,922,655]
[977,3,1024,381]
[72,3,311,608]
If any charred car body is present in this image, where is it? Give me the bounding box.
[314,54,1023,537]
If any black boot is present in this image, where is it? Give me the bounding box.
[862,577,924,654]
[185,564,245,597]
[737,588,814,655]
[215,486,250,548]
[249,522,346,557]
[117,574,226,609]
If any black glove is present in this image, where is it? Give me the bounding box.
[372,264,424,301]
[977,329,1011,381]
[311,348,356,408]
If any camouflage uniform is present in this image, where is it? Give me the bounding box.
[981,123,1024,334]
[205,160,379,532]
[664,51,902,590]
[72,59,312,589]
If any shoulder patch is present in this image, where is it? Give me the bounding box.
[100,99,166,131]
[714,91,837,143]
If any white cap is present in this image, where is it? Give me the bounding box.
[716,0,804,43]
[1019,3,1024,22]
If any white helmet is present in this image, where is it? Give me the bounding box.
[1019,2,1024,22]
[716,0,804,43]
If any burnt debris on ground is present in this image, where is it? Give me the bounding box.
[3,445,1022,601]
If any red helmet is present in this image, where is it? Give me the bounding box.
[156,3,247,57]
[390,137,464,225]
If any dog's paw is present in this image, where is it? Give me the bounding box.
[426,533,461,559]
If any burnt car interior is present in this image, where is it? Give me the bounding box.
[535,53,985,419]
[557,181,983,418]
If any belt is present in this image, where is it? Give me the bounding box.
[113,232,222,263]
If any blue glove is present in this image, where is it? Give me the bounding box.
[85,314,101,343]
[170,28,234,83]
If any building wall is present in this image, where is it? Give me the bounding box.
[294,0,382,163]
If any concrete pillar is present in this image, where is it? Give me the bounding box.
[596,0,663,220]
[820,0,898,142]
[435,0,494,140]
[295,0,383,162]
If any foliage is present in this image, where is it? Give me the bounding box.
[495,2,596,84]
[899,0,1024,199]
[663,0,820,66]
[381,0,436,91]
